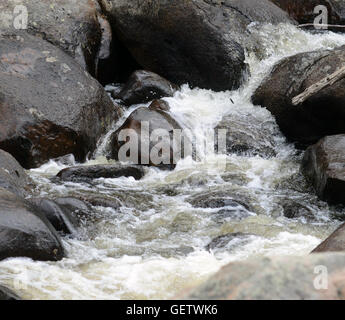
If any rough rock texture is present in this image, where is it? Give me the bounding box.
[100,0,293,91]
[0,0,109,76]
[30,198,79,235]
[252,45,345,148]
[312,223,345,253]
[109,107,190,170]
[302,135,345,205]
[182,252,345,299]
[270,0,345,29]
[149,99,171,112]
[115,70,178,106]
[0,187,64,261]
[56,164,145,182]
[0,149,32,197]
[0,285,20,300]
[0,32,120,169]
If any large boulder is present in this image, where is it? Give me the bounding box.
[100,0,293,91]
[0,0,110,77]
[114,70,178,106]
[0,149,32,197]
[312,223,345,253]
[0,187,64,262]
[252,45,345,148]
[0,32,120,169]
[302,135,345,205]
[109,107,192,170]
[182,252,345,299]
[56,164,145,182]
[270,0,345,29]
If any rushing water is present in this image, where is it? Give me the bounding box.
[1,24,345,300]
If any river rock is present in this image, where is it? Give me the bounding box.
[56,164,145,182]
[206,233,256,252]
[0,149,32,197]
[0,32,120,169]
[312,223,345,253]
[270,0,345,30]
[100,0,293,91]
[0,285,21,300]
[109,107,191,170]
[252,45,345,148]
[0,187,64,261]
[114,70,178,106]
[149,100,171,112]
[30,198,79,235]
[302,135,345,205]
[280,199,316,221]
[0,0,109,76]
[182,252,345,299]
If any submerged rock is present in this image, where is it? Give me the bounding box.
[109,107,191,170]
[280,199,316,221]
[56,164,145,182]
[0,188,64,262]
[0,149,32,197]
[0,0,107,76]
[252,45,345,148]
[182,252,345,299]
[101,0,293,91]
[0,285,21,300]
[0,32,120,169]
[302,135,345,205]
[206,233,255,252]
[114,70,178,106]
[312,223,345,253]
[30,198,79,235]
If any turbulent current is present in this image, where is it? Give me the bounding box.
[1,24,345,300]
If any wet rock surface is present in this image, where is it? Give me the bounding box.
[114,70,178,106]
[206,233,256,252]
[252,45,345,148]
[0,149,32,197]
[312,223,345,253]
[56,164,145,182]
[0,32,120,169]
[0,285,21,300]
[0,187,64,262]
[101,0,292,91]
[302,135,345,205]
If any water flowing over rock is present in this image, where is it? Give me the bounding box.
[302,135,345,205]
[0,32,120,169]
[56,164,146,182]
[114,70,179,106]
[206,233,256,252]
[252,45,345,148]
[0,149,32,197]
[270,0,345,30]
[0,285,20,300]
[0,0,107,77]
[182,252,345,299]
[312,223,345,253]
[100,0,293,91]
[109,107,191,170]
[0,187,64,262]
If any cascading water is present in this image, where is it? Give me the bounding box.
[1,24,345,300]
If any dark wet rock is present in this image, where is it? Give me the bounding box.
[54,197,92,220]
[206,233,255,252]
[0,285,21,300]
[30,198,79,235]
[0,32,120,169]
[101,0,293,91]
[114,70,178,106]
[270,0,345,31]
[149,100,171,112]
[181,252,345,299]
[280,199,315,221]
[0,0,108,76]
[252,45,345,148]
[302,135,345,205]
[56,164,145,182]
[215,114,278,158]
[0,149,32,197]
[312,223,345,253]
[109,107,192,170]
[77,195,122,211]
[0,187,64,262]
